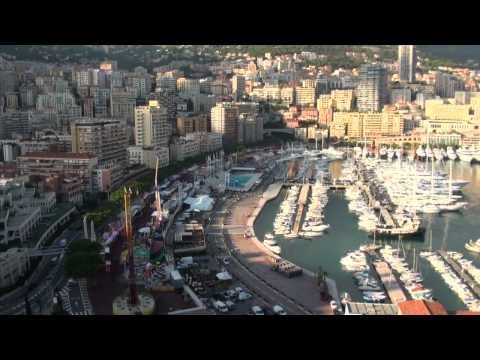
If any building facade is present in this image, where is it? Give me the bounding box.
[356,64,388,112]
[398,45,416,83]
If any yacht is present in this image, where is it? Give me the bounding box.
[264,233,274,240]
[387,148,395,161]
[416,147,426,160]
[457,147,476,163]
[322,146,345,160]
[263,238,281,254]
[421,204,441,214]
[465,239,480,253]
[300,231,324,238]
[446,146,457,161]
[433,148,444,162]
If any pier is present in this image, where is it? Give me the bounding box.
[437,251,480,299]
[328,179,347,190]
[372,261,408,304]
[292,184,310,235]
[379,206,397,227]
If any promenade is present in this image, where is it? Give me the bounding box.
[222,183,332,315]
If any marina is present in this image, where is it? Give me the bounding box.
[254,155,480,311]
[437,251,480,299]
[292,184,310,236]
[371,261,408,304]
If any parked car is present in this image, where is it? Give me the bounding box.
[272,305,287,315]
[224,289,237,299]
[251,306,264,315]
[238,291,253,301]
[212,300,229,313]
[225,300,235,310]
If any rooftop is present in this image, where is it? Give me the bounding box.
[346,302,399,315]
[19,152,96,160]
[397,300,448,315]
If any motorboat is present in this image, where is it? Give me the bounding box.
[447,146,457,161]
[416,147,426,160]
[300,231,323,238]
[457,147,476,163]
[465,239,480,253]
[438,202,467,212]
[421,204,441,214]
[263,239,281,255]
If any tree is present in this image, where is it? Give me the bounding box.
[64,239,103,280]
[64,252,103,279]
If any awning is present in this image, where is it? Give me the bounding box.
[216,271,232,281]
[184,195,215,212]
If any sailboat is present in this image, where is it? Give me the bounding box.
[439,160,467,212]
[360,230,382,252]
[420,229,434,257]
[421,156,440,214]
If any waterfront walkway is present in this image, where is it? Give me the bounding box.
[372,261,407,304]
[292,184,310,235]
[223,184,332,315]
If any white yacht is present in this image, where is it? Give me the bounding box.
[263,238,281,254]
[465,238,480,253]
[416,147,426,160]
[446,146,457,161]
[322,146,345,160]
[457,147,476,163]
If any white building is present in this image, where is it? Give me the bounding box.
[135,101,170,149]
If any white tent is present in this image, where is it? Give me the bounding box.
[184,195,215,212]
[216,271,233,281]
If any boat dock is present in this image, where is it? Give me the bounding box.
[328,179,347,190]
[379,206,397,227]
[292,184,310,235]
[372,261,408,304]
[437,251,480,299]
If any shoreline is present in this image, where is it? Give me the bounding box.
[225,181,336,313]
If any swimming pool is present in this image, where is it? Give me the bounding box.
[228,172,262,192]
[229,174,254,188]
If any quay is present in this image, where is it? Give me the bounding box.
[223,182,332,314]
[292,184,310,235]
[379,207,397,227]
[371,260,408,304]
[437,251,480,299]
[328,179,347,190]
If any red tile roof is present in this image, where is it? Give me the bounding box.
[397,300,447,315]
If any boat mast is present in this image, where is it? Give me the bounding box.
[430,228,433,252]
[449,159,453,202]
[430,153,435,198]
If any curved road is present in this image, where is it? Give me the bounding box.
[209,169,331,315]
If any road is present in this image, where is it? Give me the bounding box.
[0,223,82,314]
[205,166,317,315]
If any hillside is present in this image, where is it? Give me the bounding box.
[1,45,480,70]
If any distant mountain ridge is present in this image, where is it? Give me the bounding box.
[418,45,480,63]
[1,45,480,69]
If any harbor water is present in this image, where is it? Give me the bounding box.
[254,159,480,311]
